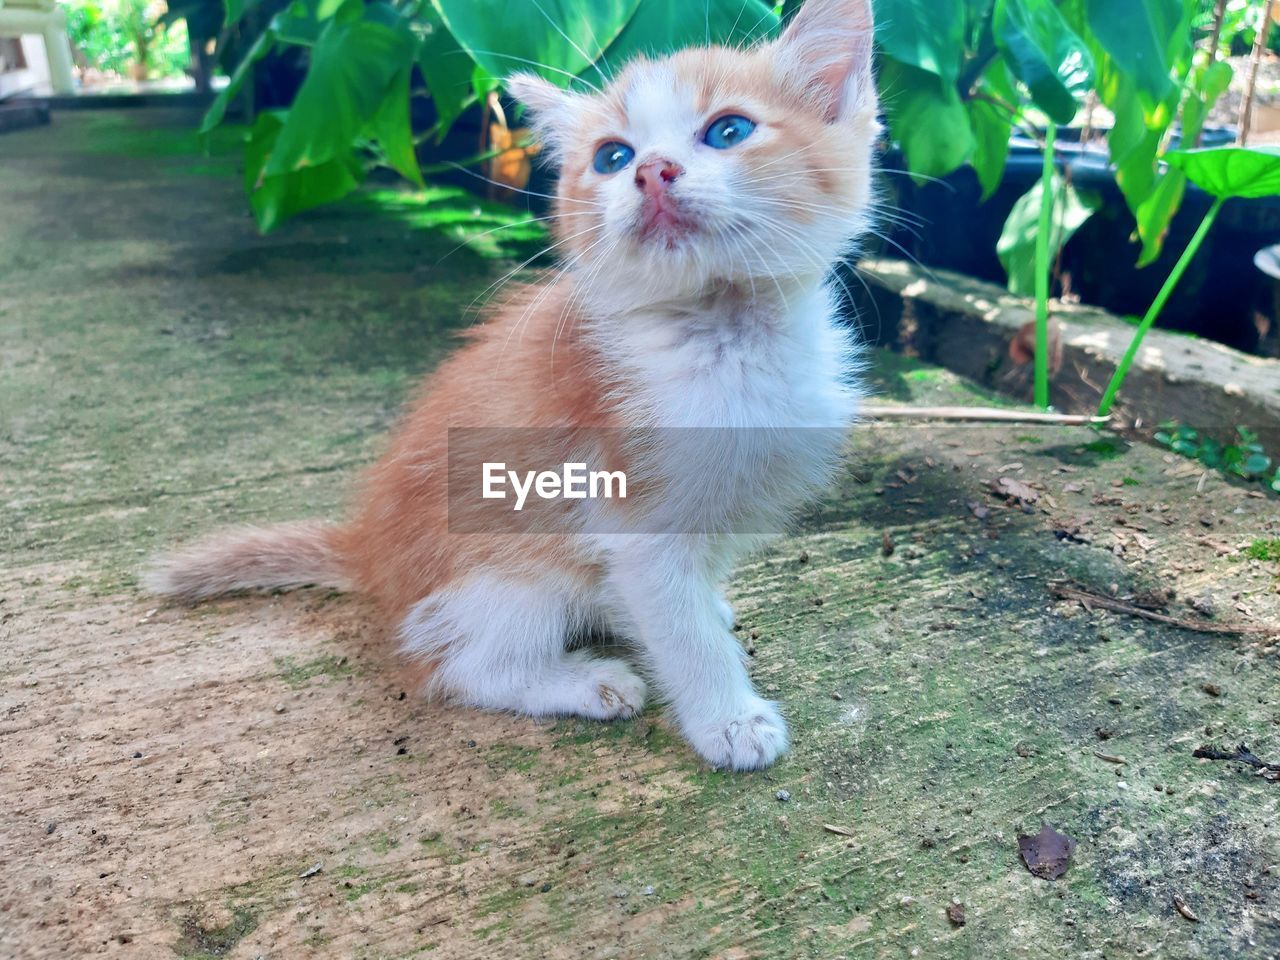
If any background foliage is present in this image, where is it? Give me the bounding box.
[64,0,191,78]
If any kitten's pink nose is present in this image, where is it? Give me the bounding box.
[635,159,683,194]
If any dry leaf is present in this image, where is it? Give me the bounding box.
[1017,824,1076,880]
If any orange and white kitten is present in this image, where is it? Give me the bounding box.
[147,0,879,770]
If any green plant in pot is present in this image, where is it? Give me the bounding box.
[872,0,1244,409]
[1097,144,1280,417]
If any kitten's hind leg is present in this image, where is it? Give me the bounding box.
[400,576,646,720]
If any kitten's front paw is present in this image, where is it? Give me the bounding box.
[573,655,647,720]
[683,697,789,771]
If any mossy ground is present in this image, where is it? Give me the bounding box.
[2,109,1278,960]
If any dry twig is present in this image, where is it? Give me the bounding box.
[861,405,1110,425]
[1048,583,1273,636]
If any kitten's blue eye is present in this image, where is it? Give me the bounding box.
[593,141,635,174]
[703,114,756,149]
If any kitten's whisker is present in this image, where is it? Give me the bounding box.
[876,167,959,192]
[526,0,611,89]
[552,237,620,364]
[510,228,612,338]
[571,9,616,82]
[444,163,601,207]
[466,222,606,320]
[468,50,602,93]
[432,211,596,268]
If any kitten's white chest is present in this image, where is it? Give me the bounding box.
[619,284,857,432]
[596,283,859,531]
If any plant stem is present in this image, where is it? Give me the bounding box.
[1196,0,1229,147]
[1096,196,1226,418]
[1239,0,1277,146]
[1033,124,1056,411]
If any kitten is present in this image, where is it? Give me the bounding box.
[146,0,879,770]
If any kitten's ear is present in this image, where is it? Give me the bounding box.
[776,0,875,122]
[506,73,580,160]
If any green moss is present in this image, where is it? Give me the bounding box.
[1245,539,1280,562]
[173,905,257,959]
[275,654,355,687]
[486,743,540,773]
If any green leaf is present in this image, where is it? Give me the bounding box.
[244,112,363,232]
[993,0,1091,125]
[265,8,420,178]
[879,58,975,180]
[875,0,965,86]
[201,1,326,136]
[1083,0,1188,118]
[433,0,639,86]
[600,0,778,70]
[1243,453,1273,477]
[968,95,1012,200]
[369,65,424,187]
[1165,146,1280,200]
[223,0,260,30]
[1133,169,1187,267]
[997,173,1100,295]
[201,25,271,134]
[417,7,478,140]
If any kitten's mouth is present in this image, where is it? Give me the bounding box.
[637,196,696,247]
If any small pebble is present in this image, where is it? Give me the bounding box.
[274,703,286,714]
[132,752,142,759]
[642,885,655,896]
[775,789,791,803]
[540,882,552,893]
[45,822,56,835]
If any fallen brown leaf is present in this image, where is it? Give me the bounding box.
[1017,824,1076,880]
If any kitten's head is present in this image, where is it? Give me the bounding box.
[508,0,878,304]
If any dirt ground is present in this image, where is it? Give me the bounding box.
[3,109,1280,960]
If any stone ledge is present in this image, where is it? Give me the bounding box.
[854,257,1280,446]
[0,99,50,134]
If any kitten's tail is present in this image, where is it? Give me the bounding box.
[143,521,351,602]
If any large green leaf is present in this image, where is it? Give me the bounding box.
[1130,61,1233,266]
[433,0,639,86]
[993,0,1091,125]
[997,173,1100,295]
[245,111,364,232]
[967,57,1016,200]
[369,65,425,187]
[1165,146,1280,200]
[599,0,778,70]
[875,0,965,86]
[417,7,478,140]
[1083,0,1189,118]
[968,99,1011,200]
[265,6,420,178]
[879,57,975,180]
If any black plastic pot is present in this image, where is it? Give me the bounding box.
[875,128,1280,354]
